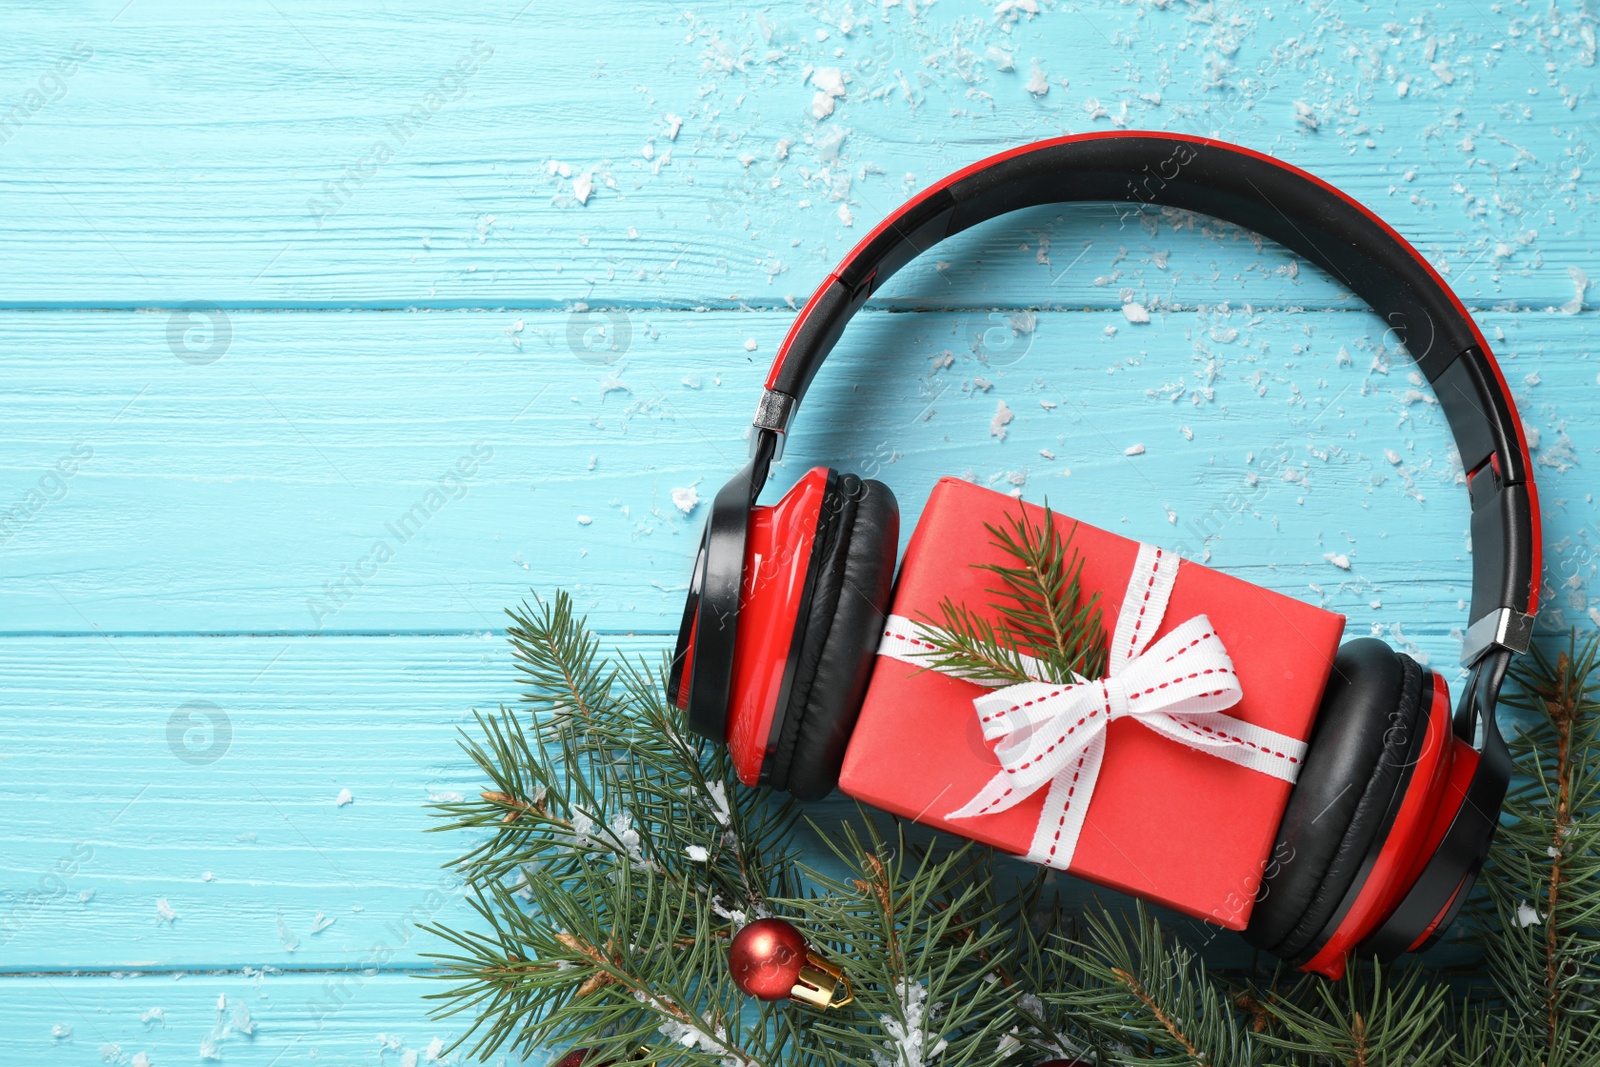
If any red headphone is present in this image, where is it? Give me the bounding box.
[667,133,1541,976]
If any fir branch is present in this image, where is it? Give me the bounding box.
[1003,892,1099,1064]
[1258,962,1450,1067]
[790,818,1024,1067]
[1522,636,1596,1054]
[606,650,802,911]
[979,506,1108,683]
[919,599,1039,688]
[425,861,786,1066]
[504,590,616,727]
[1478,631,1600,1065]
[1114,965,1206,1061]
[916,503,1107,688]
[426,592,807,1065]
[1048,903,1255,1066]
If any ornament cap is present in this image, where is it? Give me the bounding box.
[790,949,854,1009]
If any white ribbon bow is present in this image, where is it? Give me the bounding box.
[877,543,1307,871]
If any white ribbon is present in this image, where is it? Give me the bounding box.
[877,543,1307,871]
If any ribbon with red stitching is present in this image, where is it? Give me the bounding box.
[876,542,1306,871]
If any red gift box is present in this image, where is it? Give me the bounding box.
[838,477,1345,928]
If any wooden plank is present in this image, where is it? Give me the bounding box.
[0,628,1491,976]
[2,306,1592,638]
[0,0,1590,309]
[0,632,514,973]
[1,631,964,973]
[0,972,532,1066]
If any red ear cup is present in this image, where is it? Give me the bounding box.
[723,466,839,786]
[1358,734,1484,957]
[761,474,897,800]
[1298,669,1456,977]
[672,466,899,800]
[672,466,833,784]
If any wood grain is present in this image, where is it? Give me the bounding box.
[0,972,505,1066]
[0,1,1590,309]
[2,306,1593,637]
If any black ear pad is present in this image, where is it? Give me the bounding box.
[1244,639,1421,956]
[1279,651,1424,964]
[765,474,898,801]
[1288,662,1435,968]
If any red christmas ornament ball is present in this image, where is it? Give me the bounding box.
[551,1049,649,1067]
[728,917,809,1000]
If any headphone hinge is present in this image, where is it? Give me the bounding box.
[1459,607,1535,666]
[752,389,796,460]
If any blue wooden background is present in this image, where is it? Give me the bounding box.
[3,0,1598,1062]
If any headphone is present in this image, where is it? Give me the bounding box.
[667,132,1541,974]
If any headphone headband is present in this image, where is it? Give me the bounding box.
[750,132,1539,666]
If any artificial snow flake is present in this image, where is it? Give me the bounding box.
[1561,266,1588,314]
[659,1017,728,1054]
[609,812,646,865]
[277,910,300,952]
[708,892,744,923]
[812,67,847,98]
[811,66,847,119]
[706,780,732,826]
[990,400,1014,440]
[1324,552,1352,570]
[672,486,701,515]
[572,172,595,205]
[1025,60,1049,96]
[1516,900,1542,927]
[874,980,948,1067]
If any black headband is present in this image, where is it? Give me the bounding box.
[747,132,1539,668]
